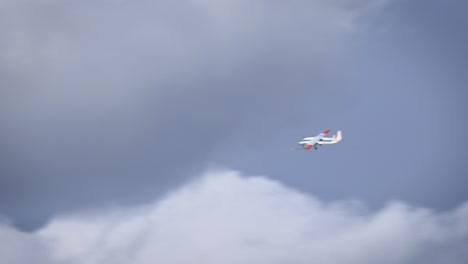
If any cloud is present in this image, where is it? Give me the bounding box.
[1,169,467,264]
[0,0,390,229]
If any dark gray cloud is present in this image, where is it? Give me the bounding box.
[2,169,468,264]
[0,0,384,230]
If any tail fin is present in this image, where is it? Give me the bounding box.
[333,131,342,143]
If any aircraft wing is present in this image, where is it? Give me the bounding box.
[304,129,330,146]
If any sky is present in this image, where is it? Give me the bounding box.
[1,0,467,263]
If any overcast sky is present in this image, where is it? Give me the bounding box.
[1,0,467,263]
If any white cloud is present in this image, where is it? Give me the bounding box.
[1,169,467,264]
[0,224,51,264]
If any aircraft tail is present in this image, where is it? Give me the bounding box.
[332,130,342,143]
